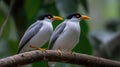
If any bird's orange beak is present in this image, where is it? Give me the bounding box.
[51,16,63,20]
[80,15,90,20]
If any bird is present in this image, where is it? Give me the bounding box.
[17,14,63,53]
[48,13,90,66]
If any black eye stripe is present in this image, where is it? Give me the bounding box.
[38,14,53,20]
[66,13,81,19]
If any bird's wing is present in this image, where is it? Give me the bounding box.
[26,21,39,32]
[18,22,43,53]
[48,22,66,49]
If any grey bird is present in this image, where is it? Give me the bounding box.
[48,13,90,66]
[18,14,63,53]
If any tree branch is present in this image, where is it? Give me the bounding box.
[0,50,120,67]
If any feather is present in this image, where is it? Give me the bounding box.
[18,22,43,53]
[48,22,66,49]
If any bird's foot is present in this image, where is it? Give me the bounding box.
[29,45,47,53]
[29,45,46,51]
[66,50,74,54]
[67,50,76,56]
[57,48,62,56]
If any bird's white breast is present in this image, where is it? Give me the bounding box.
[53,21,80,51]
[30,22,53,46]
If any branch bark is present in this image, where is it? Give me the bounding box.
[0,50,120,67]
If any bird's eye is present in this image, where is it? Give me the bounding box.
[76,15,80,18]
[48,16,51,19]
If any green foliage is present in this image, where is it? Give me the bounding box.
[0,1,18,57]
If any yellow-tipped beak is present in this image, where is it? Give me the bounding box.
[51,16,63,20]
[80,15,90,20]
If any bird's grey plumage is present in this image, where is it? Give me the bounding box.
[18,22,43,53]
[48,18,80,51]
[48,22,66,49]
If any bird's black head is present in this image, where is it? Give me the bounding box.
[66,13,81,19]
[38,14,53,20]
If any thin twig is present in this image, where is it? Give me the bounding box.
[0,0,15,38]
[0,50,120,67]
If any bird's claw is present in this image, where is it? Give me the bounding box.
[29,45,46,51]
[29,45,47,53]
[68,50,73,54]
[57,48,62,56]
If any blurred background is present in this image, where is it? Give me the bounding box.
[0,0,120,67]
